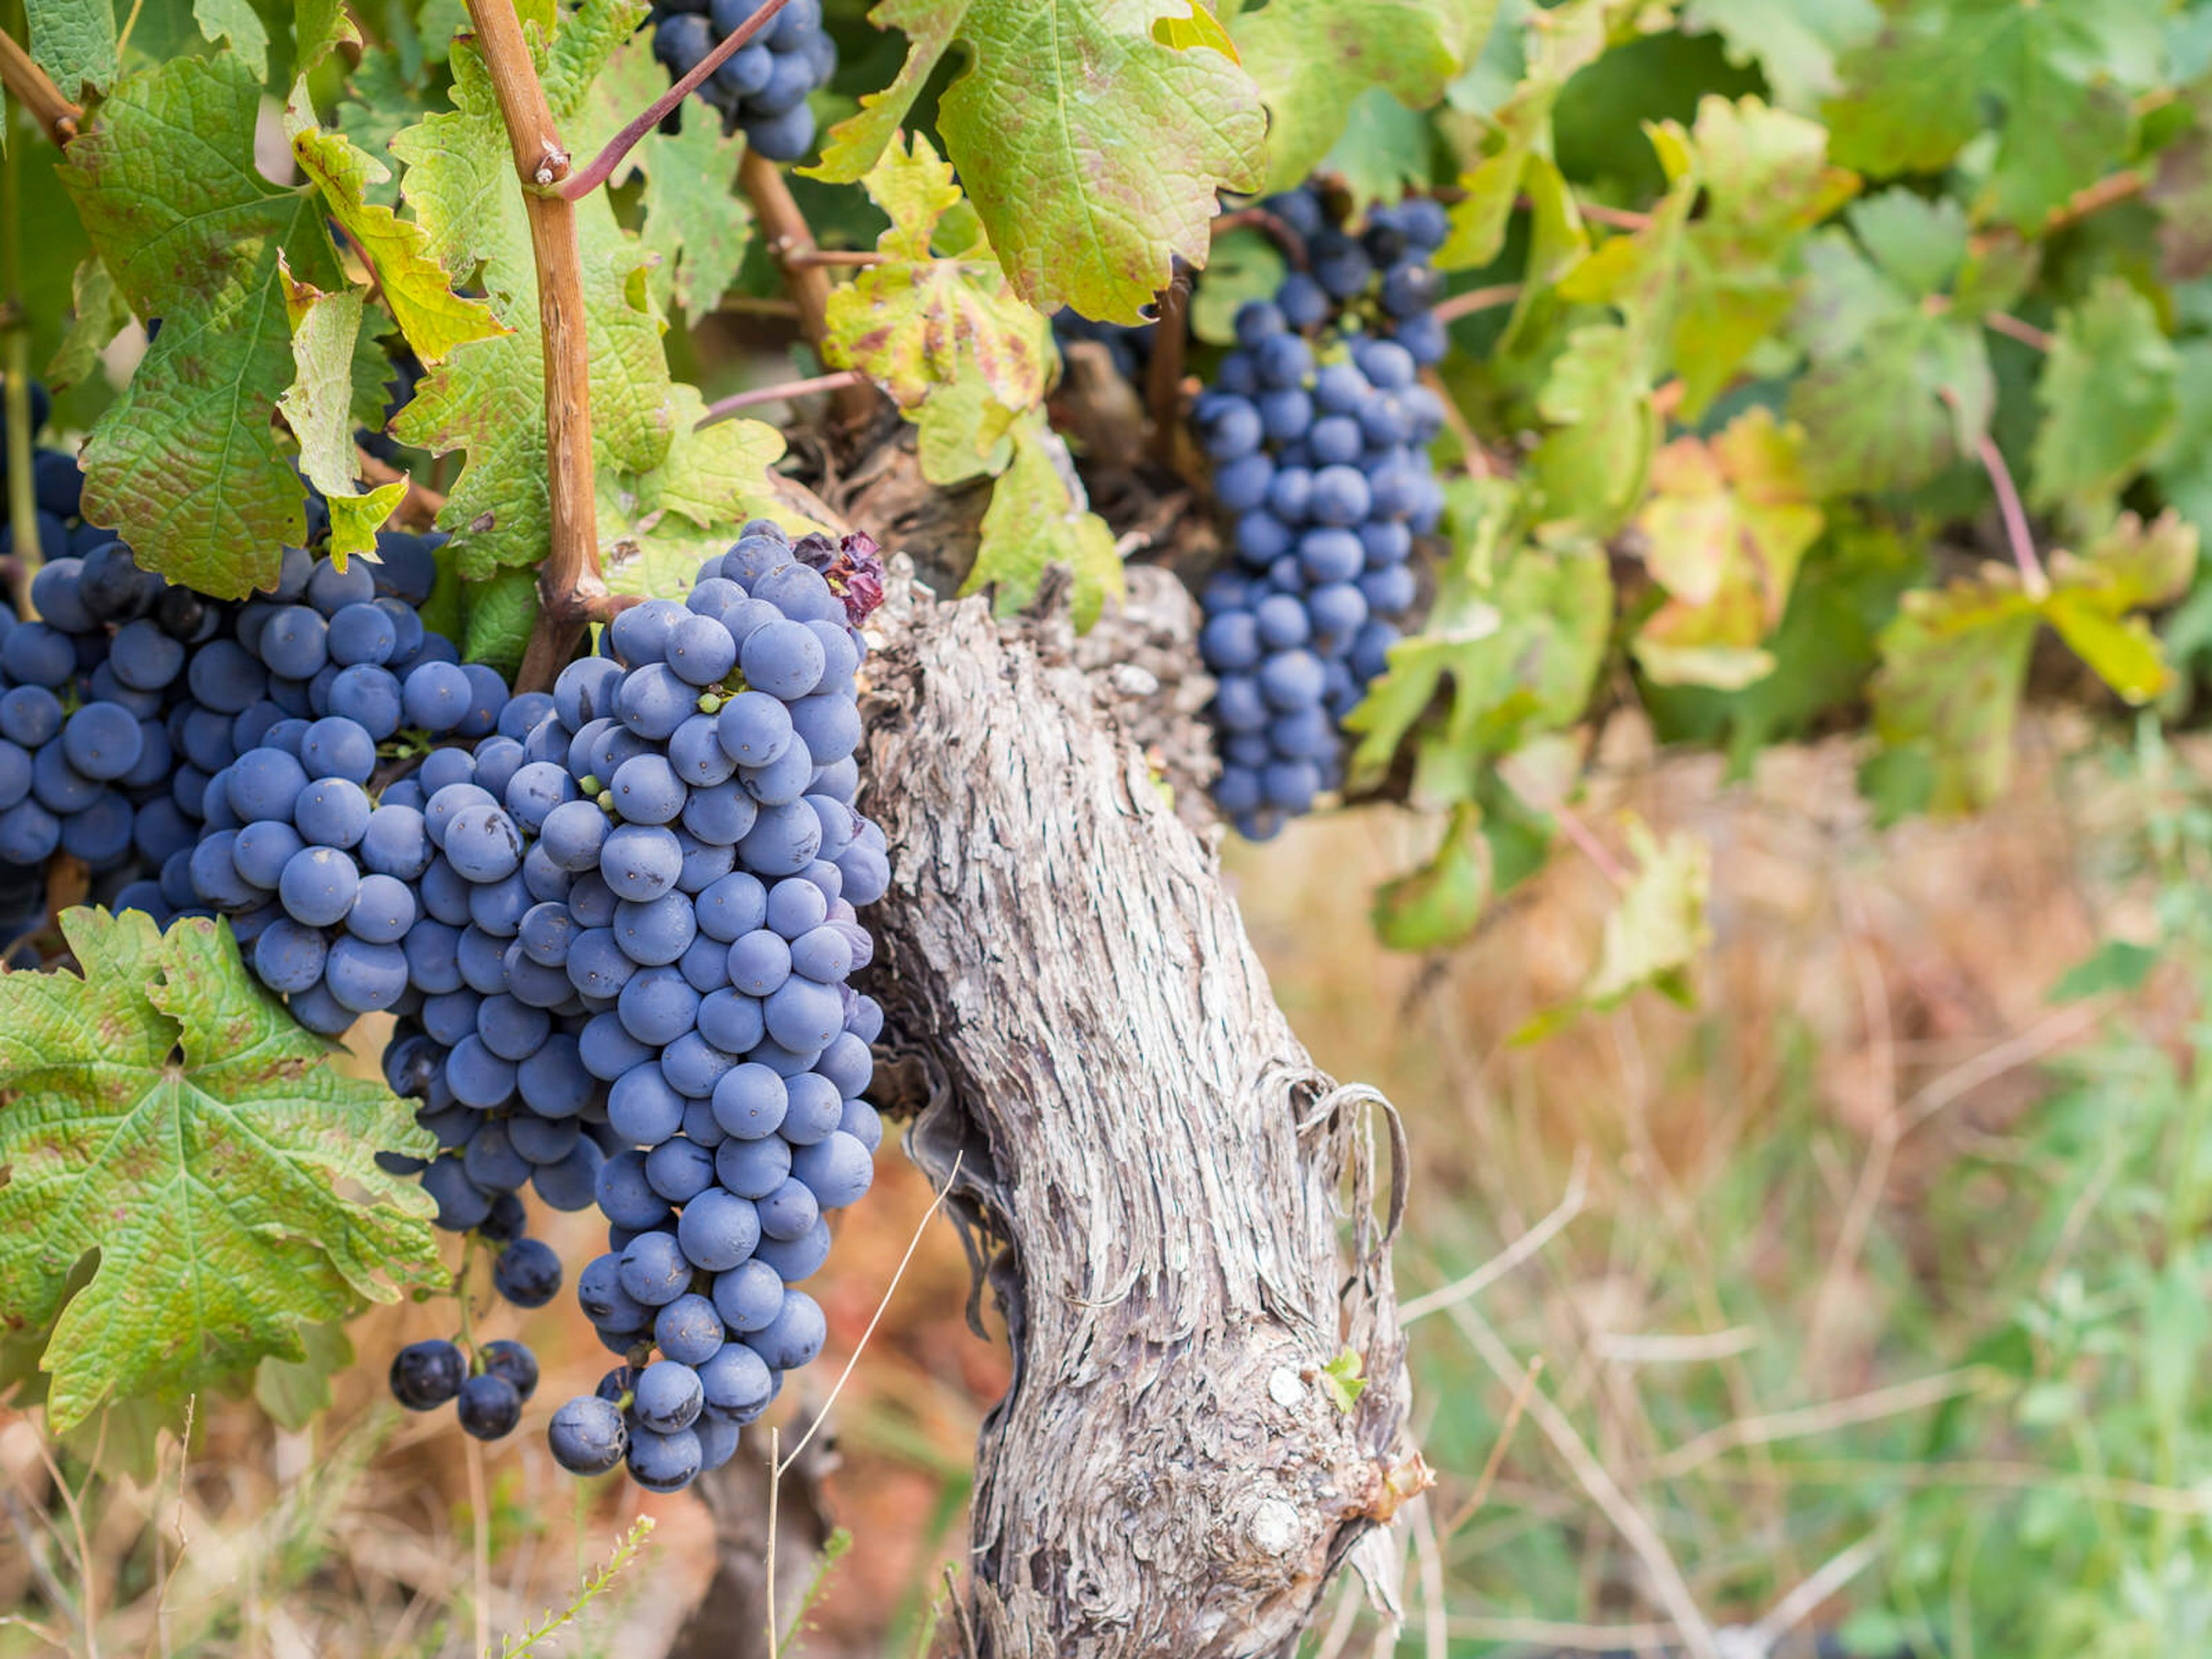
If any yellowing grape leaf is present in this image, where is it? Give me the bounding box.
[1871,514,2195,813]
[290,123,507,366]
[1581,819,1710,1007]
[1230,0,1491,193]
[601,388,810,603]
[1529,323,1656,537]
[59,53,338,596]
[276,268,407,562]
[2028,278,2178,517]
[46,255,128,392]
[964,413,1123,630]
[809,0,1266,323]
[0,911,441,1434]
[1435,0,1627,272]
[823,134,1050,441]
[1633,408,1824,690]
[1373,802,1493,952]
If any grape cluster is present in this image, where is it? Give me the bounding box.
[1190,334,1446,834]
[648,0,835,162]
[535,520,889,1491]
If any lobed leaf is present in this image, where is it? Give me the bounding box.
[0,911,440,1433]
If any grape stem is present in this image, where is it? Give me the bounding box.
[0,27,80,146]
[695,368,868,426]
[557,0,794,202]
[737,146,882,426]
[1144,267,1190,467]
[1430,282,1522,325]
[461,0,607,694]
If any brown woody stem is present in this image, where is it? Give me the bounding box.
[736,146,880,427]
[1145,270,1190,467]
[560,0,792,202]
[0,28,79,146]
[463,0,604,694]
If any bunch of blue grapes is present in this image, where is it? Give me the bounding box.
[1191,192,1450,839]
[648,0,835,162]
[526,520,891,1492]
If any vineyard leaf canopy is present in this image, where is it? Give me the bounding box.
[0,912,441,1434]
[58,52,338,597]
[809,0,1267,322]
[1229,0,1494,193]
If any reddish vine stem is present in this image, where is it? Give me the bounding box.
[1211,206,1308,268]
[783,248,883,268]
[1982,310,2054,353]
[464,0,605,693]
[736,146,880,427]
[1145,270,1191,467]
[696,369,867,426]
[1431,282,1523,325]
[559,0,793,201]
[0,29,79,146]
[1974,430,2048,597]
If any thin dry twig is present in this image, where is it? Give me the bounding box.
[1442,1302,1723,1659]
[696,369,869,427]
[1403,1150,1589,1323]
[1432,283,1524,325]
[1442,1356,1543,1536]
[1744,1531,1885,1651]
[1652,1368,1987,1480]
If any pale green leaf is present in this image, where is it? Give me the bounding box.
[2028,278,2178,516]
[461,567,540,679]
[1681,0,1878,112]
[1230,0,1488,192]
[1373,802,1492,951]
[291,124,507,366]
[275,268,404,562]
[293,0,360,74]
[194,0,270,78]
[964,414,1123,630]
[0,911,441,1433]
[1870,568,2040,813]
[46,255,129,391]
[1581,819,1710,1008]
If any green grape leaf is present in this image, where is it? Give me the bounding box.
[389,18,673,574]
[1373,802,1493,952]
[1529,323,1656,537]
[1785,200,1994,496]
[275,268,406,562]
[628,75,752,325]
[46,255,129,392]
[59,52,339,597]
[194,0,270,78]
[2152,339,2212,548]
[1230,0,1488,193]
[1870,569,2040,814]
[26,0,117,101]
[914,375,1020,486]
[2028,278,2178,516]
[1435,0,1630,271]
[1632,408,1824,690]
[461,567,540,679]
[1680,0,1879,112]
[1346,479,1611,798]
[294,0,361,74]
[963,412,1123,631]
[1316,89,1439,211]
[1191,228,1289,347]
[1557,96,1856,418]
[632,385,793,533]
[1824,0,2165,233]
[291,123,507,366]
[810,0,1266,323]
[1581,819,1710,1008]
[823,134,1051,440]
[254,1321,354,1430]
[0,911,441,1434]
